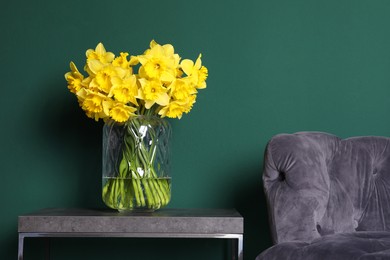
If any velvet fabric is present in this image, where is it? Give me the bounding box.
[257,132,390,260]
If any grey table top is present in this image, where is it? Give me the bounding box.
[18,208,244,234]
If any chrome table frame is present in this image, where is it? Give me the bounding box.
[18,208,244,260]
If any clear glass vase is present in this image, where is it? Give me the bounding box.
[102,115,172,212]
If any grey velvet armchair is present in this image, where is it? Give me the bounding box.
[257,132,390,260]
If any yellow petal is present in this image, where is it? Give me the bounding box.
[162,44,174,56]
[102,100,113,116]
[76,88,88,100]
[156,92,170,106]
[87,60,104,74]
[160,71,175,82]
[181,59,194,75]
[95,43,106,56]
[69,61,79,73]
[150,40,158,49]
[129,55,139,66]
[144,100,155,109]
[194,54,202,69]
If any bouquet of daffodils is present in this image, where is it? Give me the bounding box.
[65,41,207,211]
[65,40,208,122]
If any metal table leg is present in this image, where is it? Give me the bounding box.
[18,234,24,260]
[237,235,243,260]
[231,235,243,260]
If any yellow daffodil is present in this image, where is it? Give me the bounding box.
[158,101,184,119]
[159,94,196,119]
[73,89,108,121]
[138,40,179,82]
[183,95,196,113]
[109,102,137,123]
[180,54,208,89]
[112,52,131,69]
[84,43,115,77]
[65,62,84,94]
[110,75,138,105]
[170,79,196,101]
[86,43,115,64]
[112,52,134,78]
[86,59,128,78]
[158,102,182,119]
[138,79,169,109]
[88,65,122,94]
[79,91,106,114]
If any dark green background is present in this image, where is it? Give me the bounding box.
[2,0,390,259]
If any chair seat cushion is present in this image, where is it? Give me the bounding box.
[256,231,390,260]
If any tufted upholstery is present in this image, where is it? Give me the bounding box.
[257,132,390,260]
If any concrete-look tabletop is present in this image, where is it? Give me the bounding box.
[18,208,244,234]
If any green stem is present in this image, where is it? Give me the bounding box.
[135,178,146,206]
[130,175,140,207]
[102,180,112,206]
[142,179,156,208]
[111,115,169,210]
[151,179,164,207]
[119,178,125,209]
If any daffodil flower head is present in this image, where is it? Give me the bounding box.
[158,96,195,119]
[80,91,106,113]
[138,40,179,82]
[87,66,114,94]
[110,75,138,106]
[65,62,84,94]
[109,102,137,123]
[170,79,196,101]
[180,54,208,89]
[158,101,185,119]
[86,43,115,64]
[138,78,169,109]
[112,52,133,74]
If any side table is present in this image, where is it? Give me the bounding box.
[18,208,244,260]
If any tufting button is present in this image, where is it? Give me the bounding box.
[278,171,286,181]
[316,224,322,234]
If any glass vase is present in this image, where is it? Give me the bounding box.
[102,115,172,212]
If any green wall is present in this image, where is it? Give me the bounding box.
[2,0,390,259]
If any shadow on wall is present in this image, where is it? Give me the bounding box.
[4,237,18,260]
[231,162,272,259]
[38,80,105,208]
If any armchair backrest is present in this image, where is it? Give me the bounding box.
[263,132,390,244]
